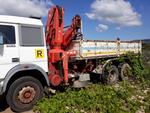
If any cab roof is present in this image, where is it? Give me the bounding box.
[0,15,43,26]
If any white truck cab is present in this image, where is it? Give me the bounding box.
[0,15,49,112]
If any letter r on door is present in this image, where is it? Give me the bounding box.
[35,49,44,58]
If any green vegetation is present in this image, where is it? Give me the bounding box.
[142,43,150,80]
[34,80,150,113]
[34,44,150,113]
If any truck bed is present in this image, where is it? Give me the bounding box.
[68,40,142,59]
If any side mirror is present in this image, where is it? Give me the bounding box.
[0,33,4,45]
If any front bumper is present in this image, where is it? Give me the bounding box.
[0,79,4,95]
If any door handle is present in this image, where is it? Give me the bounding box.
[12,58,20,62]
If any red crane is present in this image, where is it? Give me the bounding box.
[45,6,82,86]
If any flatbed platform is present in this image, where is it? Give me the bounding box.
[68,40,142,59]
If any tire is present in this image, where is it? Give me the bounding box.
[6,76,43,112]
[103,65,119,84]
[0,93,8,111]
[119,63,132,80]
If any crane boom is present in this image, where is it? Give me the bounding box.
[46,6,81,50]
[62,15,81,49]
[45,6,82,86]
[46,5,64,49]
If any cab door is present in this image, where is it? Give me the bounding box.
[18,25,48,72]
[0,24,19,79]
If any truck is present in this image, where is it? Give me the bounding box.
[0,6,141,112]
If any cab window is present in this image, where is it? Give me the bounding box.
[0,25,15,44]
[20,26,44,46]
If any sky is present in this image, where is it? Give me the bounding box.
[0,0,149,40]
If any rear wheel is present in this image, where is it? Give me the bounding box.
[6,76,43,112]
[103,65,119,84]
[119,63,132,80]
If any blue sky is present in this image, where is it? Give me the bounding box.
[44,0,150,40]
[0,0,149,41]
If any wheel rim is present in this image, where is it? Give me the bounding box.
[18,86,36,104]
[108,69,116,82]
[122,64,132,79]
[123,67,129,77]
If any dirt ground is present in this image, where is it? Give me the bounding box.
[0,108,33,113]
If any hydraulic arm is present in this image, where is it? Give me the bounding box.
[45,6,82,86]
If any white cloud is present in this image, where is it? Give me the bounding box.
[86,0,142,27]
[0,0,54,17]
[96,24,109,32]
[116,27,121,30]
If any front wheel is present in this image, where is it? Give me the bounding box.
[6,76,43,112]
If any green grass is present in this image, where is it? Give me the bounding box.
[142,43,150,67]
[34,80,150,113]
[34,43,150,113]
